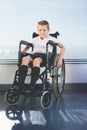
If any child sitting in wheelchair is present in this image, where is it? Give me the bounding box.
[17,20,65,93]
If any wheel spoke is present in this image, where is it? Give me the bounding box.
[4,91,19,104]
[41,91,51,109]
[52,58,65,98]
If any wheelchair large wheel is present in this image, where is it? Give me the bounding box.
[4,90,19,105]
[52,58,65,98]
[41,90,51,109]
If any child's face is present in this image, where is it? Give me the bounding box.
[37,25,50,39]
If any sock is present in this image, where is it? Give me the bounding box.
[19,65,28,89]
[30,67,40,91]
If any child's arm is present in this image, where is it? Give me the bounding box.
[56,42,65,68]
[22,45,30,53]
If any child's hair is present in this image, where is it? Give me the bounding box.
[37,20,50,29]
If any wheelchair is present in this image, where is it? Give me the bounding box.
[4,32,65,109]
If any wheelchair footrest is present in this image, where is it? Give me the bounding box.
[22,91,42,97]
[10,84,43,97]
[9,83,51,97]
[25,83,42,91]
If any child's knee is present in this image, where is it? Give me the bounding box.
[22,56,31,65]
[33,58,42,66]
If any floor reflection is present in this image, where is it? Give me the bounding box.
[5,96,65,130]
[0,89,87,130]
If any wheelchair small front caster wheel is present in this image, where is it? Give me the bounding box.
[41,90,51,109]
[4,90,19,105]
[6,105,22,120]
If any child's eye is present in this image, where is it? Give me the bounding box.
[39,29,46,32]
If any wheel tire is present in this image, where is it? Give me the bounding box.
[52,58,65,98]
[41,90,51,109]
[58,60,65,94]
[4,90,19,105]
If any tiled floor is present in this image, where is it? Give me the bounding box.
[0,88,87,130]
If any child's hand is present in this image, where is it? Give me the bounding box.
[57,58,62,68]
[21,50,26,54]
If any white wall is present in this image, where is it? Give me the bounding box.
[65,64,87,83]
[0,63,87,84]
[0,64,17,84]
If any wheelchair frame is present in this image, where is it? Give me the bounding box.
[4,32,65,109]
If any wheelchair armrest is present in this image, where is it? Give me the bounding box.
[46,40,57,47]
[20,40,33,49]
[46,41,57,68]
[46,40,57,55]
[18,40,33,64]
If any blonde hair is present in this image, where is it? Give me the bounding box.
[37,20,50,29]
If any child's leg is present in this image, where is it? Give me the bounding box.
[19,55,33,90]
[30,66,40,90]
[30,57,43,90]
[25,57,42,93]
[19,65,28,89]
